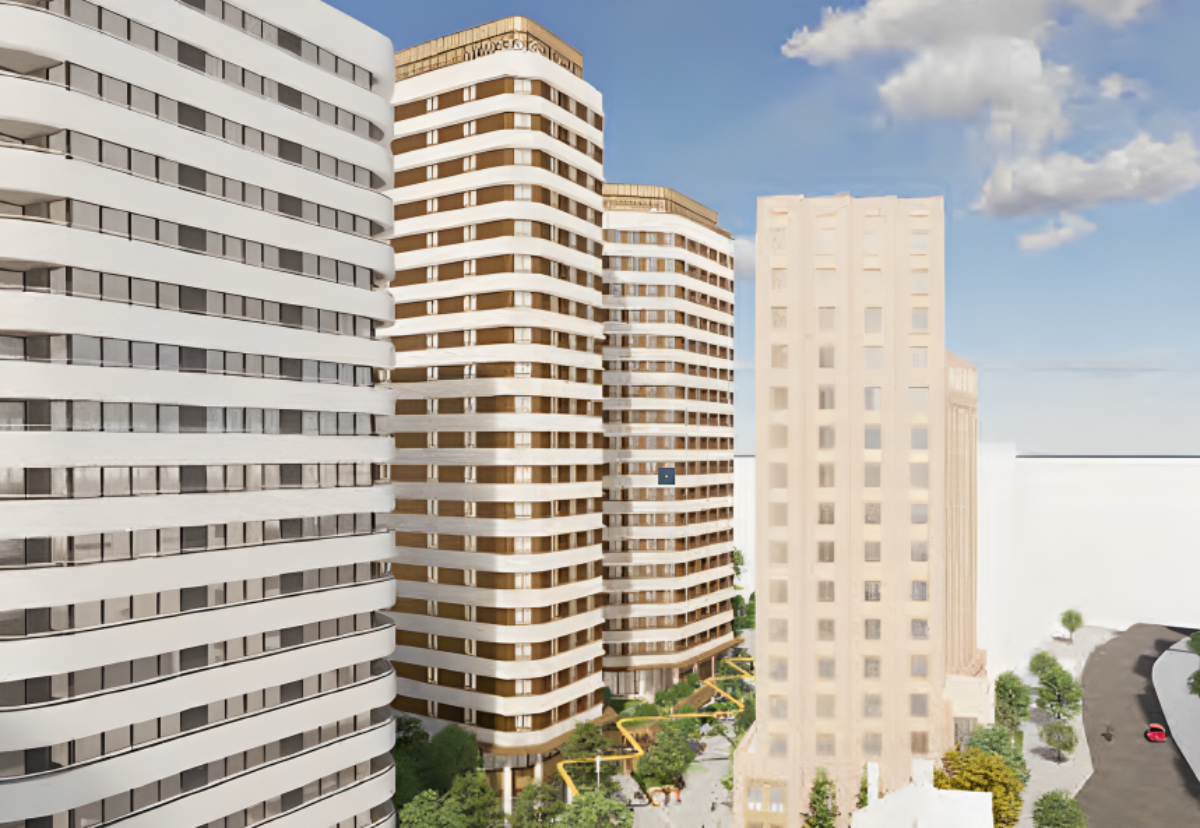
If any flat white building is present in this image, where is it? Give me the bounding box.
[383,17,607,801]
[600,184,738,697]
[0,2,397,826]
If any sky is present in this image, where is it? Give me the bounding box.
[330,0,1200,455]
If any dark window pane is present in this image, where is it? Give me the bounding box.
[178,103,207,131]
[177,41,208,72]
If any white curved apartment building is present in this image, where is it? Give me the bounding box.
[382,18,607,799]
[600,185,738,698]
[0,2,397,826]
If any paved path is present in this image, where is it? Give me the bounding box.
[1152,637,1200,780]
[1075,624,1200,828]
[632,727,733,828]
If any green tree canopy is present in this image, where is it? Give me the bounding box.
[422,725,482,793]
[995,671,1032,734]
[558,789,633,828]
[858,765,869,809]
[966,724,1030,783]
[1033,789,1088,828]
[1030,650,1060,679]
[511,782,567,828]
[935,747,1025,828]
[397,789,467,828]
[1037,665,1083,722]
[1040,722,1079,763]
[1188,669,1200,697]
[636,719,695,789]
[443,771,503,828]
[561,722,617,791]
[391,716,431,808]
[804,767,839,828]
[1061,610,1083,642]
[1188,632,1200,658]
[734,689,757,737]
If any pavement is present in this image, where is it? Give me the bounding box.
[1152,637,1200,781]
[1075,623,1200,828]
[631,725,733,828]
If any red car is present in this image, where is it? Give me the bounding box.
[1145,724,1168,742]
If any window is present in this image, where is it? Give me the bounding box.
[769,541,788,564]
[818,464,835,487]
[864,503,881,524]
[816,695,835,718]
[768,463,788,489]
[864,541,880,562]
[910,233,929,250]
[864,658,881,679]
[864,694,882,717]
[911,347,928,369]
[769,789,784,813]
[770,696,789,718]
[912,308,929,331]
[768,657,788,681]
[912,732,929,754]
[863,270,883,294]
[771,268,786,289]
[768,425,787,449]
[771,345,788,369]
[771,307,787,328]
[768,619,788,642]
[912,271,929,294]
[818,503,835,524]
[819,345,835,368]
[768,503,788,527]
[864,347,884,370]
[819,307,835,331]
[864,582,881,602]
[819,425,835,448]
[911,540,929,562]
[864,307,882,334]
[771,387,788,410]
[864,388,881,411]
[816,734,835,756]
[818,541,834,563]
[769,580,788,603]
[817,581,835,602]
[911,694,929,717]
[864,463,881,487]
[912,655,928,677]
[818,619,835,641]
[909,387,929,413]
[819,386,835,410]
[865,425,881,450]
[911,503,928,524]
[864,733,883,756]
[912,619,930,639]
[912,581,929,601]
[748,787,763,811]
[865,619,881,640]
[863,232,880,254]
[818,658,835,679]
[910,463,929,488]
[768,734,788,757]
[955,718,978,746]
[911,427,928,449]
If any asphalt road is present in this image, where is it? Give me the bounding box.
[1076,623,1200,827]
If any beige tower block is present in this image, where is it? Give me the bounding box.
[733,194,991,828]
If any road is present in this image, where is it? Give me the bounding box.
[1075,623,1200,827]
[631,726,733,828]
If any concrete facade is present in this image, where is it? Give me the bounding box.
[0,1,397,826]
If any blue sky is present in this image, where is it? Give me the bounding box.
[330,0,1200,455]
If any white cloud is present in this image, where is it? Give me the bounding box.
[877,36,1071,150]
[732,235,756,280]
[977,132,1200,216]
[1017,211,1097,249]
[1062,0,1157,24]
[1098,72,1147,99]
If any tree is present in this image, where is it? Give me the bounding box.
[635,719,695,789]
[1040,722,1078,764]
[803,768,839,828]
[1061,610,1083,643]
[935,747,1025,828]
[562,723,617,791]
[1033,789,1088,828]
[557,789,633,828]
[731,547,746,585]
[966,724,1030,783]
[422,725,482,793]
[443,771,504,828]
[511,782,567,828]
[858,765,869,809]
[995,671,1032,736]
[734,689,757,737]
[1037,665,1083,722]
[392,716,431,807]
[1188,632,1200,658]
[1189,669,1200,697]
[1030,650,1059,680]
[397,789,467,828]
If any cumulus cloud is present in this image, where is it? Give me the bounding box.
[1098,72,1147,99]
[732,235,756,280]
[1062,0,1158,24]
[1017,211,1097,249]
[977,132,1200,216]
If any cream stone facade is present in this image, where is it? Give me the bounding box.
[600,184,738,698]
[382,18,607,803]
[734,194,989,827]
[0,1,397,826]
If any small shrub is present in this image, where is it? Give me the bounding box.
[1030,650,1059,679]
[1188,669,1200,697]
[1033,789,1087,828]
